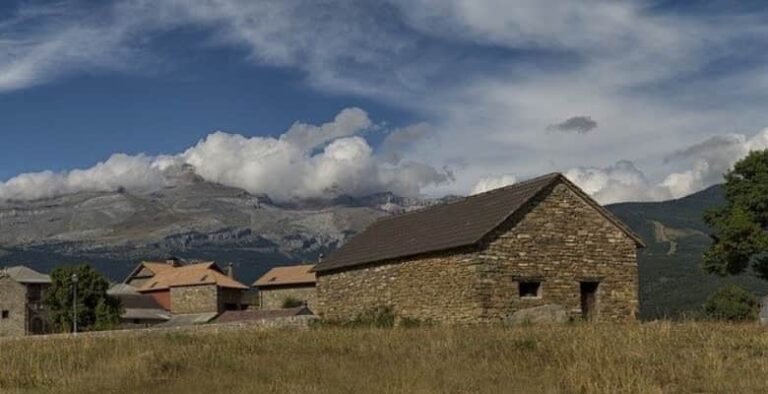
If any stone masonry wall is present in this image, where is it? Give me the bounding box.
[170,285,219,314]
[476,183,639,322]
[316,249,483,324]
[316,181,639,324]
[259,285,317,311]
[0,277,27,337]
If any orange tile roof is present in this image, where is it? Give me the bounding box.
[253,264,317,287]
[141,262,177,274]
[137,262,248,292]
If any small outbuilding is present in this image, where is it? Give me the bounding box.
[313,173,644,324]
[253,264,317,310]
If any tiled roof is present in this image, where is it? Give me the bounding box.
[1,266,51,284]
[136,262,248,292]
[315,173,643,273]
[253,264,316,287]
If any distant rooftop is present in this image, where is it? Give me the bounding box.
[253,264,316,288]
[137,262,248,292]
[1,266,51,284]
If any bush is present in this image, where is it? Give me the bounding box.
[282,297,305,308]
[704,284,758,321]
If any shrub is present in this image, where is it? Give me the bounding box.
[282,297,305,308]
[349,305,396,328]
[704,284,758,321]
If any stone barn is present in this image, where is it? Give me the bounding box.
[313,173,644,324]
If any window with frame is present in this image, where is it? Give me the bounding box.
[518,281,541,298]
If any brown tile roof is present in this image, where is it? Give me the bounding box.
[215,307,314,323]
[136,262,249,292]
[314,173,644,273]
[253,264,317,288]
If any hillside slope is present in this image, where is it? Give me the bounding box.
[608,185,768,319]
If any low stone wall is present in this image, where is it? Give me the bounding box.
[0,315,317,342]
[259,286,317,310]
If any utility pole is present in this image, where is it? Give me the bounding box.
[71,273,78,334]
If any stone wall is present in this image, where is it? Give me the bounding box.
[316,249,483,324]
[476,183,639,322]
[316,181,639,324]
[259,285,317,310]
[0,277,26,337]
[170,285,219,314]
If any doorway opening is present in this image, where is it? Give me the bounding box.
[580,282,599,321]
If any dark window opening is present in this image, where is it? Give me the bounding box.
[28,284,42,302]
[224,303,239,311]
[1,310,8,319]
[518,282,541,298]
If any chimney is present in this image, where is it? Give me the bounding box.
[166,256,181,267]
[226,262,234,278]
[318,253,325,263]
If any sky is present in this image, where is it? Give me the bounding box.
[2,0,768,204]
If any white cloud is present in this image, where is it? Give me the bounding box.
[470,175,517,195]
[0,108,450,202]
[0,154,167,200]
[562,128,768,204]
[4,1,768,205]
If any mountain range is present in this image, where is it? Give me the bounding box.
[1,170,765,319]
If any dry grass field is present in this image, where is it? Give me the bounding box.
[1,322,767,393]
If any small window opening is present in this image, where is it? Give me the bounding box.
[1,310,9,319]
[518,282,541,298]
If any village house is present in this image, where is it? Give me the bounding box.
[121,259,249,317]
[253,264,317,310]
[0,266,51,336]
[313,173,644,324]
[135,262,249,314]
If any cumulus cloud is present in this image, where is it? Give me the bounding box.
[379,123,432,163]
[563,128,768,204]
[470,175,517,195]
[660,129,768,198]
[0,108,451,202]
[565,161,669,204]
[0,154,168,201]
[547,116,598,134]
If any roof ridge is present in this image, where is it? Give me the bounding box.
[373,172,562,224]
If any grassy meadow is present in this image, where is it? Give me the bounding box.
[1,322,767,393]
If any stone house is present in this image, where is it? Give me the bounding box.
[253,264,317,310]
[0,266,51,336]
[131,261,249,315]
[313,173,644,324]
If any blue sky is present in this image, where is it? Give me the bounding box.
[2,0,768,203]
